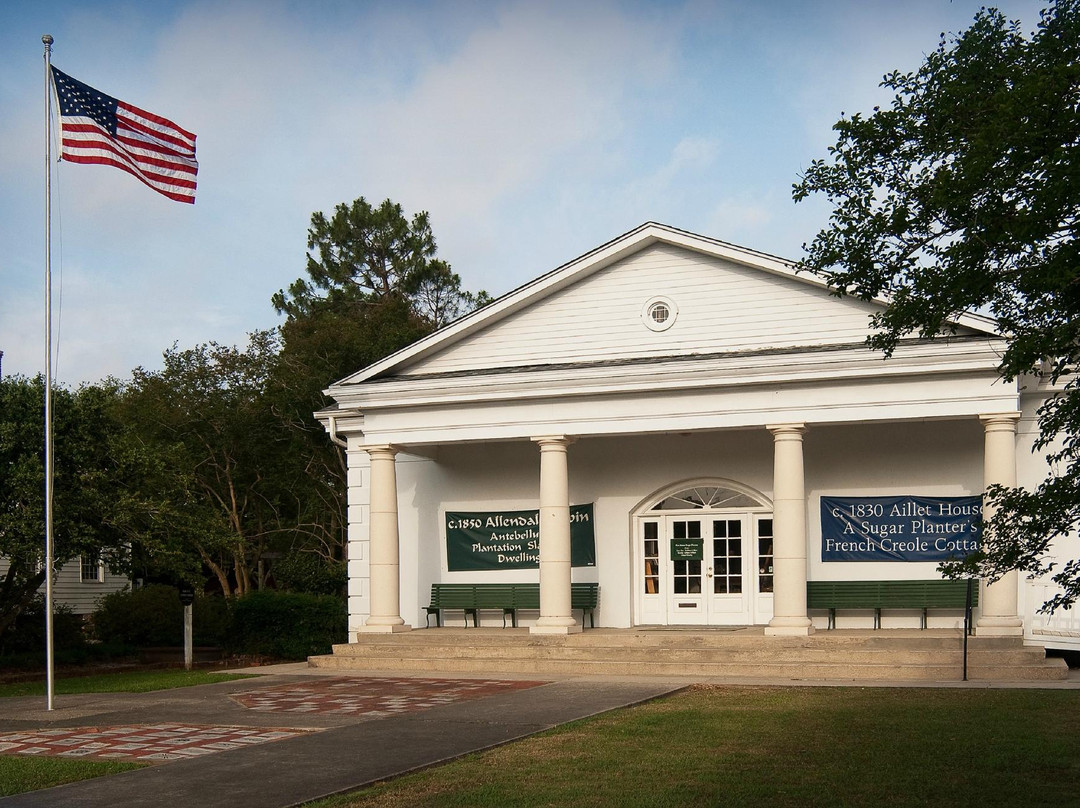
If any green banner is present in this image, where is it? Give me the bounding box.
[671,538,703,561]
[445,504,596,571]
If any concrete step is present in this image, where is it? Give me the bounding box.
[323,641,1048,667]
[309,652,1067,681]
[310,628,1067,682]
[346,628,1027,652]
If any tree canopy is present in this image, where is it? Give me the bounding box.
[794,2,1080,608]
[0,196,487,634]
[0,376,127,634]
[273,196,487,332]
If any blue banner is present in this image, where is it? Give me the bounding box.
[821,496,982,562]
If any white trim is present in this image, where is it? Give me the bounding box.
[641,295,678,332]
[327,222,1001,392]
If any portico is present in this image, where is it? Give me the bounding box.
[320,223,1050,655]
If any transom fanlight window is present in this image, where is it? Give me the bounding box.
[650,485,762,511]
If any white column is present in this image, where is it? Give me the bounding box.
[530,436,580,635]
[358,444,411,633]
[976,412,1024,637]
[765,424,814,636]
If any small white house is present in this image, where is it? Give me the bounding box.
[318,222,1080,651]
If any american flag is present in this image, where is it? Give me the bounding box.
[51,67,198,204]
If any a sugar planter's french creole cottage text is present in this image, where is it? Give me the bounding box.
[445,505,596,571]
[820,496,982,562]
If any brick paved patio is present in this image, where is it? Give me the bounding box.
[231,676,548,716]
[0,677,549,763]
[0,723,310,761]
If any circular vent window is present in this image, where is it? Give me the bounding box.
[642,296,678,332]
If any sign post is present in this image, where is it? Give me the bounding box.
[178,585,195,671]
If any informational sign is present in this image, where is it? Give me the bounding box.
[446,504,596,571]
[821,496,982,562]
[671,538,704,561]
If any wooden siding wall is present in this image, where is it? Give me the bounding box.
[406,244,894,376]
[0,558,128,615]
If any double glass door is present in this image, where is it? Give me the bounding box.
[640,514,773,625]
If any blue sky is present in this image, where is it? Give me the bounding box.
[0,0,1047,385]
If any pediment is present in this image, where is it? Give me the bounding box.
[329,223,997,391]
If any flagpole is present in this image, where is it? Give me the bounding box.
[42,33,55,713]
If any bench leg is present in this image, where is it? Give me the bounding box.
[464,608,478,628]
[874,608,881,630]
[921,608,928,630]
[502,608,514,629]
[828,608,836,630]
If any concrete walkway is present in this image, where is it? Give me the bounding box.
[1,663,1078,807]
[0,666,684,808]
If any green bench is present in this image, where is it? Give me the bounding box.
[807,580,978,629]
[425,583,599,629]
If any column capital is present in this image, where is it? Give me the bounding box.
[531,435,576,449]
[363,444,398,461]
[766,423,807,439]
[979,412,1022,431]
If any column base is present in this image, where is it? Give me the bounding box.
[975,616,1023,637]
[357,623,413,635]
[764,617,814,637]
[529,623,583,635]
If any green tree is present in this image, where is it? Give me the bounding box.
[268,197,488,567]
[116,332,297,596]
[273,196,487,330]
[0,376,127,638]
[793,2,1080,608]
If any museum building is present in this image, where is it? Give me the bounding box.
[317,222,1079,652]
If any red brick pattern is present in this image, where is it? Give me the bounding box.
[232,676,547,716]
[0,723,309,761]
[0,677,548,762]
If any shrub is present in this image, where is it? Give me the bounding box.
[0,597,87,658]
[272,552,346,596]
[229,590,346,660]
[92,584,229,647]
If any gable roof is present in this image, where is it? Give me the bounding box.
[329,222,999,389]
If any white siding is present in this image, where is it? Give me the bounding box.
[52,561,128,614]
[405,244,917,376]
[0,557,128,615]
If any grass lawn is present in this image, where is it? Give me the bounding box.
[0,668,256,698]
[0,756,146,797]
[309,685,1080,808]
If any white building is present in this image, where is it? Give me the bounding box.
[318,223,1079,651]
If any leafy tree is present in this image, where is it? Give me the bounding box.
[0,376,127,638]
[116,332,298,597]
[793,2,1080,607]
[268,197,488,566]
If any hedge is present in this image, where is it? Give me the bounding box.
[92,584,229,647]
[229,590,347,660]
